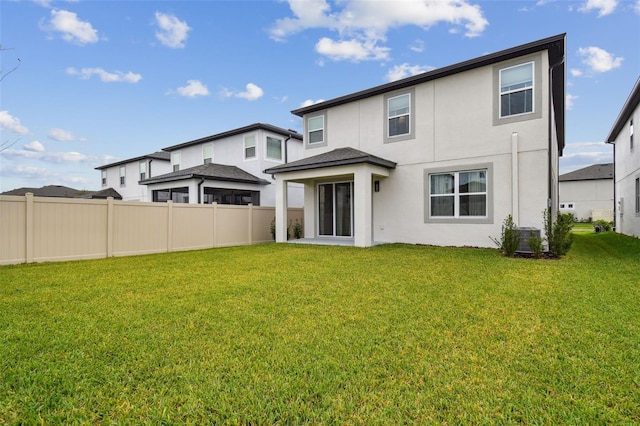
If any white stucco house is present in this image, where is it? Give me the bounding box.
[96,123,304,207]
[606,77,640,237]
[265,34,566,248]
[559,163,613,222]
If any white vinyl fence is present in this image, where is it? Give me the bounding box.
[0,194,303,265]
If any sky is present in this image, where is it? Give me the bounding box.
[1,0,639,193]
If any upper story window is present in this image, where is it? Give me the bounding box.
[630,119,634,151]
[388,93,411,137]
[203,144,213,164]
[139,161,147,181]
[500,62,534,118]
[172,152,181,172]
[101,170,107,186]
[119,166,126,186]
[308,115,325,145]
[266,136,283,161]
[244,135,256,159]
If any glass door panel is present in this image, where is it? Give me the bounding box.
[317,182,352,237]
[335,182,352,237]
[318,184,334,236]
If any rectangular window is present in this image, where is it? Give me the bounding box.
[500,62,533,118]
[308,115,324,144]
[631,119,634,151]
[119,166,126,186]
[429,170,487,218]
[388,93,410,137]
[203,144,213,164]
[101,170,107,186]
[152,187,189,203]
[139,162,147,181]
[635,177,639,215]
[244,135,256,159]
[266,136,282,161]
[172,152,180,172]
[203,188,260,206]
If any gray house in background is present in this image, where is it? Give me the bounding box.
[559,163,613,222]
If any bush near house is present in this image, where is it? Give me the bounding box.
[1,233,639,424]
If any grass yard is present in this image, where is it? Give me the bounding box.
[1,233,639,424]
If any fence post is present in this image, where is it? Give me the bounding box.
[248,203,253,245]
[212,202,218,247]
[107,197,114,258]
[25,193,34,263]
[167,201,173,252]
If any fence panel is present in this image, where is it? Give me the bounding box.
[0,195,27,264]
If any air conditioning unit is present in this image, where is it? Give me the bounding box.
[515,227,541,253]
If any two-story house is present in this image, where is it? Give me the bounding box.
[96,123,304,207]
[606,77,640,237]
[265,34,566,248]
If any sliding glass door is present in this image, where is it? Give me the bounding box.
[318,182,353,237]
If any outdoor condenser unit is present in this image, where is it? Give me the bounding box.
[515,227,542,254]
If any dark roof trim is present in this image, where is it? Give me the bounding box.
[606,77,640,143]
[163,123,303,151]
[264,148,397,174]
[95,151,170,170]
[139,163,270,186]
[292,34,566,117]
[140,174,270,186]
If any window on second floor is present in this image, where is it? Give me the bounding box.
[244,135,256,159]
[119,166,126,186]
[172,152,181,172]
[630,119,634,152]
[139,162,147,181]
[388,93,411,137]
[203,144,213,164]
[500,62,534,118]
[101,170,107,186]
[266,136,283,161]
[308,115,325,145]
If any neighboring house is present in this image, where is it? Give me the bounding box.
[96,123,304,206]
[266,34,566,248]
[559,163,613,222]
[96,151,172,202]
[606,77,640,237]
[1,185,122,199]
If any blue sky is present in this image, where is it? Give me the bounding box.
[1,0,638,192]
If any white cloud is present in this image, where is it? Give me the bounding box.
[409,39,425,53]
[300,99,325,108]
[0,111,29,135]
[570,68,583,77]
[1,147,91,164]
[385,63,434,82]
[172,80,210,98]
[579,0,618,16]
[635,0,640,13]
[270,0,488,62]
[43,9,99,45]
[566,93,578,110]
[24,141,45,152]
[220,83,264,101]
[154,12,190,48]
[66,67,142,83]
[315,37,390,62]
[48,128,76,142]
[577,46,623,73]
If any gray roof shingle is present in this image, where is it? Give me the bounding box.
[559,163,613,181]
[263,147,397,174]
[140,163,270,185]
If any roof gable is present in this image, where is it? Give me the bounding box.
[140,163,270,185]
[264,147,396,174]
[95,151,170,170]
[606,77,640,143]
[559,163,613,181]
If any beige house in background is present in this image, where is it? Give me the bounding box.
[606,77,640,237]
[266,34,566,248]
[559,163,613,222]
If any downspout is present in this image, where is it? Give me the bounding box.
[148,159,153,178]
[548,52,565,219]
[606,140,616,230]
[197,178,204,204]
[284,134,291,164]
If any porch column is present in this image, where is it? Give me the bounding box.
[275,177,288,243]
[353,166,373,247]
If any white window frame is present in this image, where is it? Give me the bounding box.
[203,144,213,164]
[630,119,634,152]
[499,61,534,118]
[171,152,181,172]
[387,93,411,138]
[424,163,493,224]
[266,136,283,161]
[101,170,107,186]
[119,166,126,186]
[244,135,256,159]
[307,113,327,148]
[139,161,147,181]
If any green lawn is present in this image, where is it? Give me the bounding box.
[1,233,639,424]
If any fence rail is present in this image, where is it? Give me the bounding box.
[0,194,303,265]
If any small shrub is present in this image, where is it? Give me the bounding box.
[289,219,304,239]
[527,232,544,259]
[491,215,521,257]
[593,219,613,233]
[544,209,574,258]
[270,218,290,240]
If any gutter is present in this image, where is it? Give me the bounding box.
[197,177,204,204]
[548,48,565,217]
